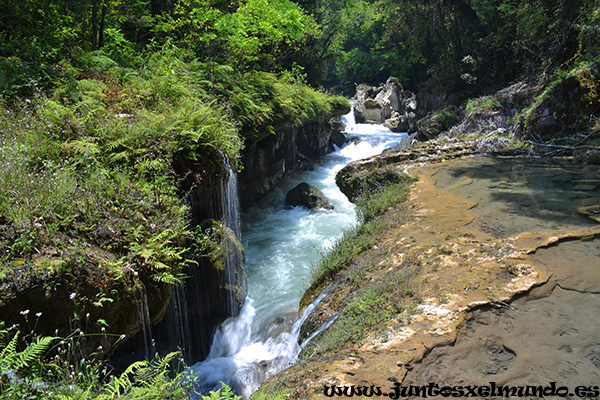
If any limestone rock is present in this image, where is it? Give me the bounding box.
[354,78,418,128]
[240,114,349,208]
[515,64,600,141]
[385,112,417,133]
[286,182,334,210]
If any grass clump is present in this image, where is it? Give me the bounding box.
[311,171,417,287]
[465,96,504,113]
[356,178,416,222]
[307,265,420,355]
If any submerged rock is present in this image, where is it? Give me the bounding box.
[285,182,334,210]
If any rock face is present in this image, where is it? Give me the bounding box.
[416,112,459,140]
[515,63,600,141]
[285,182,334,210]
[0,251,173,362]
[353,78,418,132]
[239,115,347,208]
[415,82,534,141]
[109,152,249,365]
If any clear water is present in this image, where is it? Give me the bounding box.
[191,109,408,397]
[431,157,599,237]
[403,158,600,388]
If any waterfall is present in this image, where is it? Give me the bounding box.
[220,159,245,316]
[138,290,154,359]
[221,158,242,239]
[191,107,409,397]
[109,156,247,369]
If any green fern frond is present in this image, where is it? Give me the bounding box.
[202,382,242,400]
[60,140,100,156]
[12,335,55,374]
[0,331,19,361]
[152,271,182,285]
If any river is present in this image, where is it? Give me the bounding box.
[191,108,409,397]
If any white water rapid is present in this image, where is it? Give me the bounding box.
[191,108,409,398]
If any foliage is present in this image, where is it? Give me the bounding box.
[312,172,416,284]
[305,0,600,91]
[465,97,503,114]
[97,352,195,399]
[0,322,196,400]
[200,382,242,400]
[0,45,341,280]
[215,0,320,71]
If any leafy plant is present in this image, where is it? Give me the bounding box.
[98,352,195,400]
[0,331,55,378]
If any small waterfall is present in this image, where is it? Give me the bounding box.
[221,158,242,239]
[109,155,247,369]
[138,290,155,359]
[220,158,245,316]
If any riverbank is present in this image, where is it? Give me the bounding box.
[256,136,600,399]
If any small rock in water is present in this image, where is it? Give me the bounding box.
[285,182,334,210]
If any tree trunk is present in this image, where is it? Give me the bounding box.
[92,0,99,50]
[99,0,107,48]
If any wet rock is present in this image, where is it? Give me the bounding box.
[239,113,349,208]
[384,112,417,133]
[329,118,347,149]
[286,182,334,210]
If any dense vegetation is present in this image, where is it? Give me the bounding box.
[2,0,599,94]
[311,0,600,92]
[1,0,598,398]
[0,0,346,398]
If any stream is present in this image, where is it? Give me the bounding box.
[191,109,409,397]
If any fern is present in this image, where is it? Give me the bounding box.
[60,139,100,156]
[0,331,19,362]
[0,331,55,385]
[11,336,55,374]
[98,352,192,400]
[201,382,242,400]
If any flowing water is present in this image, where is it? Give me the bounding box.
[191,109,408,397]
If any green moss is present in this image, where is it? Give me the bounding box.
[465,96,503,113]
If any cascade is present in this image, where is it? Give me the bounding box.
[110,158,246,368]
[138,290,154,359]
[192,107,409,397]
[220,160,245,316]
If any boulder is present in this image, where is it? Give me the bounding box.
[354,78,418,125]
[286,182,334,210]
[515,64,600,141]
[384,111,417,133]
[416,114,443,140]
[328,117,347,150]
